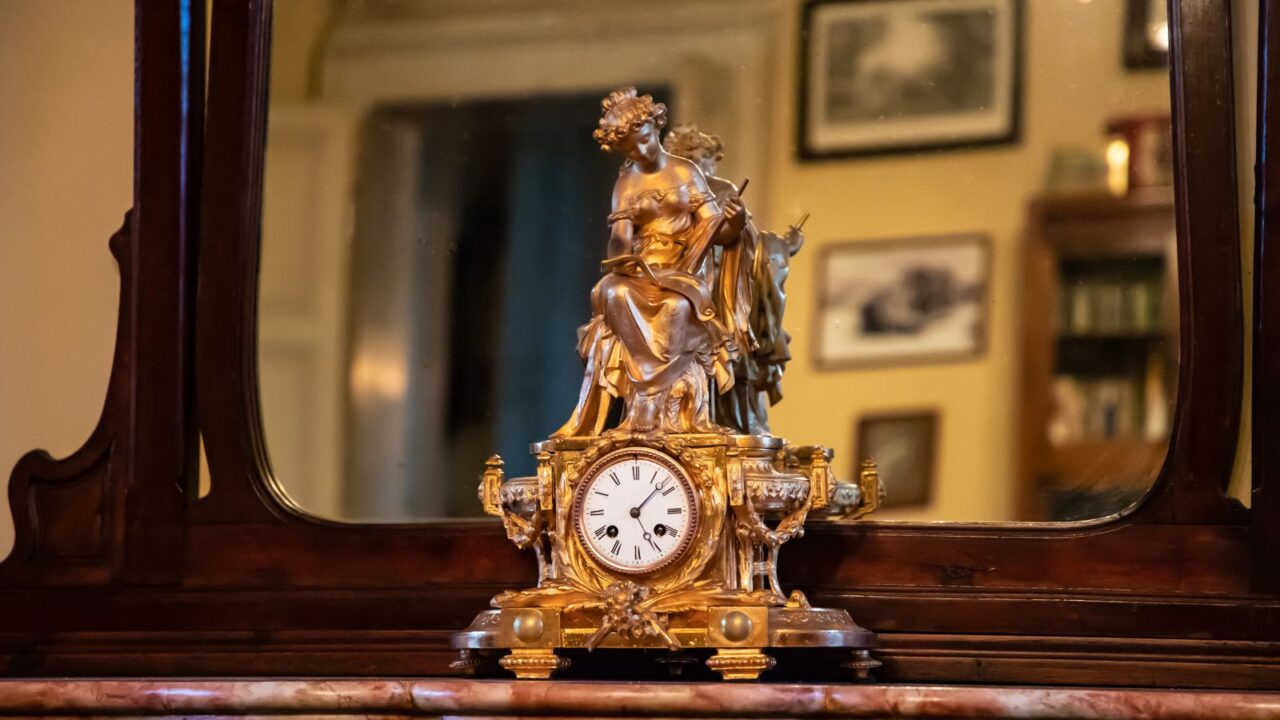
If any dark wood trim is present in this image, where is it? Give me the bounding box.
[195,0,279,525]
[123,0,205,586]
[1253,0,1280,592]
[2,625,1279,689]
[1144,0,1244,524]
[0,0,1271,686]
[0,587,1278,686]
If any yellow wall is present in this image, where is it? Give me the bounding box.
[0,0,134,559]
[1229,0,1258,506]
[269,0,337,103]
[764,0,1171,521]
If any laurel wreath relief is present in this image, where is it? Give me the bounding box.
[489,433,792,649]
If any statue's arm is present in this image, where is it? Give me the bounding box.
[687,161,744,244]
[689,164,722,224]
[607,218,634,260]
[606,180,636,260]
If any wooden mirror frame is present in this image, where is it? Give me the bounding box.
[2,0,1278,687]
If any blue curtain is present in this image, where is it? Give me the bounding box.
[494,100,609,478]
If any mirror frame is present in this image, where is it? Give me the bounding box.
[2,0,1277,687]
[1254,0,1280,591]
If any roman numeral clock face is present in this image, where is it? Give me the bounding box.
[572,449,699,575]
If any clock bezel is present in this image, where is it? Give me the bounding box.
[570,447,702,577]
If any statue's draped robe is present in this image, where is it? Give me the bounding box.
[707,176,797,436]
[554,180,752,436]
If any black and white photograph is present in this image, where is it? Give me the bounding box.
[815,235,989,368]
[856,411,939,509]
[800,0,1021,158]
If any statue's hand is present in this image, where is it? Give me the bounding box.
[784,225,805,255]
[723,195,747,237]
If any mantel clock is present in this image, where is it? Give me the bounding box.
[451,89,882,681]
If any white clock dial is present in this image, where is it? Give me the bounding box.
[572,448,698,575]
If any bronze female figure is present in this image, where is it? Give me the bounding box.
[554,88,749,437]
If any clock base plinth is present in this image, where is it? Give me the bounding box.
[465,431,884,682]
[451,605,877,681]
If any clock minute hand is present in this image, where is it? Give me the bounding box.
[638,481,667,512]
[633,484,663,516]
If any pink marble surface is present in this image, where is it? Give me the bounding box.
[0,678,1276,718]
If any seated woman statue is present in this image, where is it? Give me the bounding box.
[553,88,749,437]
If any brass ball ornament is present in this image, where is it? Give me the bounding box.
[720,611,754,642]
[512,611,544,643]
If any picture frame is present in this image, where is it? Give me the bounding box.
[1124,0,1170,69]
[856,411,939,509]
[813,234,990,369]
[798,0,1023,160]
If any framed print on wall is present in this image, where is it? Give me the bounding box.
[814,234,990,369]
[799,0,1023,159]
[856,411,939,509]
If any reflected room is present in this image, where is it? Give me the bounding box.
[258,0,1176,523]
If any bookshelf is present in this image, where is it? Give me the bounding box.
[1018,187,1178,521]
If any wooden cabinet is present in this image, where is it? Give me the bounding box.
[1,0,1275,691]
[1018,188,1178,520]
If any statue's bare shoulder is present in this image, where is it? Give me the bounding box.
[666,154,711,192]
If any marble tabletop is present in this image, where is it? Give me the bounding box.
[0,678,1277,718]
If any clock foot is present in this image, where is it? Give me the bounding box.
[499,648,570,679]
[706,648,776,681]
[843,649,882,681]
[656,651,700,678]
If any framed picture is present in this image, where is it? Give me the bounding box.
[856,411,938,509]
[814,234,989,369]
[1124,0,1170,69]
[798,0,1023,159]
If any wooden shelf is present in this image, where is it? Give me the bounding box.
[1018,189,1178,519]
[1056,332,1166,342]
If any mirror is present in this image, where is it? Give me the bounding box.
[259,0,1176,523]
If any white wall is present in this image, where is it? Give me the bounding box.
[0,1,134,559]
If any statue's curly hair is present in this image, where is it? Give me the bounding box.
[593,87,668,152]
[662,124,724,164]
